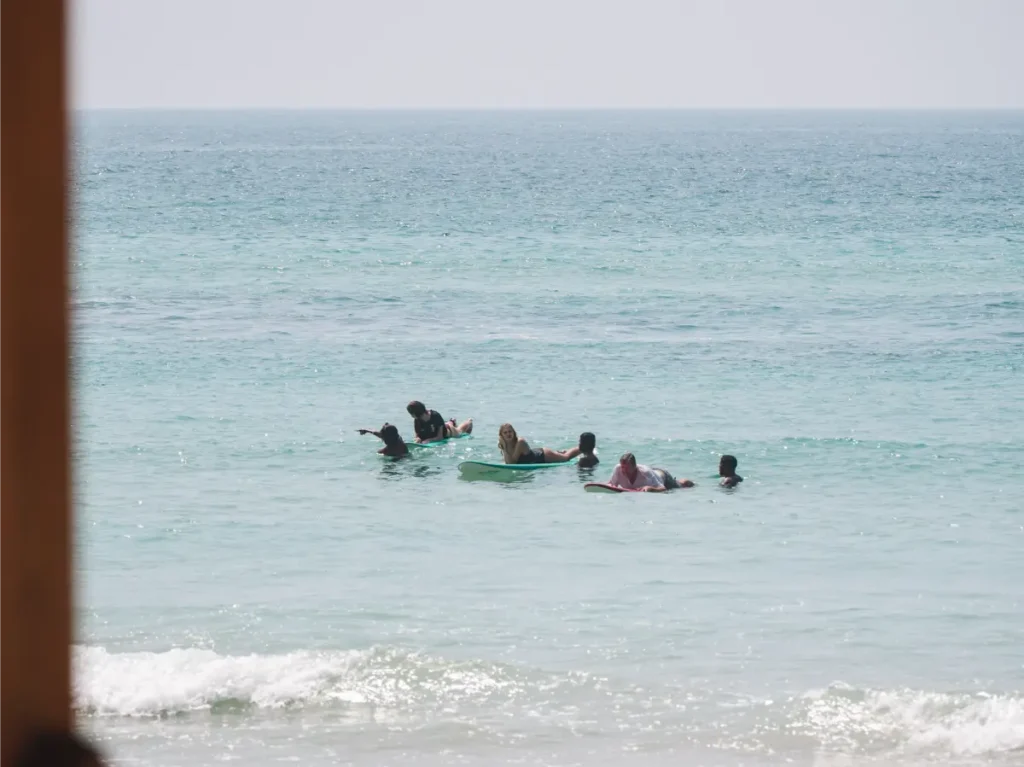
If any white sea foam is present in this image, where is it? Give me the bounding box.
[77,646,1024,757]
[75,645,542,718]
[796,684,1024,757]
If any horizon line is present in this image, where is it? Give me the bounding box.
[74,105,1024,113]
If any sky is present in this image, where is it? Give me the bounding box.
[72,0,1024,109]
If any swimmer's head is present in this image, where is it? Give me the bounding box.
[380,423,402,447]
[719,455,738,476]
[579,432,596,453]
[619,452,638,481]
[407,401,427,419]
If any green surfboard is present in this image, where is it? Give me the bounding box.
[458,460,570,480]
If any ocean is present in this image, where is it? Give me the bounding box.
[73,110,1024,765]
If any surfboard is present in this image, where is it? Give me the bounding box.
[458,460,569,480]
[583,482,640,494]
[407,434,472,449]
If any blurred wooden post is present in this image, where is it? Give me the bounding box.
[1,1,75,766]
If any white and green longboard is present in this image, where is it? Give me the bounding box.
[458,460,570,480]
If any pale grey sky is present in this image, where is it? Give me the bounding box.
[73,0,1024,109]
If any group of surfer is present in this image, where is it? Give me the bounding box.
[358,400,743,489]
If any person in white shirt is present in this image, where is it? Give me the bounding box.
[608,452,694,491]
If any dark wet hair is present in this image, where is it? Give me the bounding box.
[579,432,596,452]
[406,400,426,417]
[380,423,402,446]
[619,452,636,467]
[720,454,738,473]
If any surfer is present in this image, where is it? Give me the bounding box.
[577,432,599,469]
[498,423,581,465]
[608,452,694,491]
[406,400,473,443]
[719,455,743,488]
[357,423,409,458]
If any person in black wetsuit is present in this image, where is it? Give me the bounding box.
[497,423,581,465]
[577,432,599,469]
[357,423,409,458]
[406,401,473,443]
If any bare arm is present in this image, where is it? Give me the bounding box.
[515,438,530,461]
[499,438,528,464]
[357,428,381,439]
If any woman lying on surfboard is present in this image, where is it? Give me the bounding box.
[357,423,408,458]
[498,423,582,465]
[608,452,694,491]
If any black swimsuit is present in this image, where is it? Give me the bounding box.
[517,448,546,465]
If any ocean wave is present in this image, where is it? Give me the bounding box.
[76,646,1024,757]
[791,683,1024,757]
[74,645,593,719]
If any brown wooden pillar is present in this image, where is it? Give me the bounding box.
[1,1,76,765]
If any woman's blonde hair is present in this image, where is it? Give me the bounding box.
[498,422,517,449]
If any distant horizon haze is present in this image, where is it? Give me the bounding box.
[73,0,1024,110]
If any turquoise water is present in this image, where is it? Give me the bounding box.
[74,111,1024,766]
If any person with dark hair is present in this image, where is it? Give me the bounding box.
[406,400,473,443]
[608,452,694,491]
[357,423,409,458]
[498,423,581,464]
[719,455,743,488]
[577,432,599,469]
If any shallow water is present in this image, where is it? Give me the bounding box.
[74,110,1024,765]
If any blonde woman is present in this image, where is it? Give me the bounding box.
[497,423,581,465]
